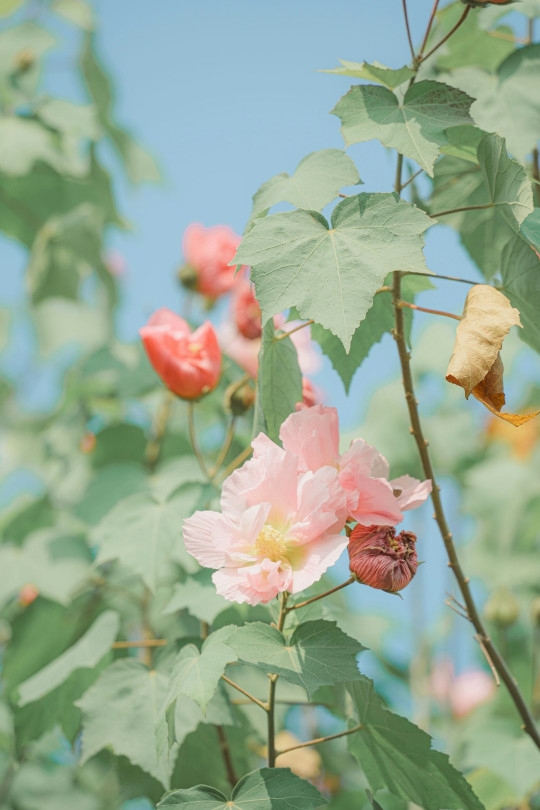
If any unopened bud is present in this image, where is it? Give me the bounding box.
[177,263,198,291]
[19,583,39,607]
[14,48,35,73]
[484,587,519,627]
[225,379,256,416]
[530,596,540,628]
[348,524,418,593]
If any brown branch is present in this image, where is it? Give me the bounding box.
[216,720,238,787]
[418,0,441,60]
[401,270,478,287]
[401,0,416,64]
[391,269,540,752]
[431,203,494,218]
[399,167,424,193]
[276,723,364,756]
[419,5,471,64]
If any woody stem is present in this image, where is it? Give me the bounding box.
[397,300,461,321]
[187,401,210,478]
[286,577,356,612]
[267,591,289,767]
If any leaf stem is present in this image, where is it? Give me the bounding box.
[216,444,253,483]
[187,401,210,478]
[399,167,424,193]
[208,416,237,480]
[401,270,477,286]
[418,0,441,60]
[276,723,364,756]
[401,0,416,64]
[267,591,289,767]
[418,5,471,65]
[216,725,238,788]
[275,320,314,342]
[145,391,175,471]
[430,203,494,218]
[397,300,461,321]
[286,577,356,612]
[221,675,268,711]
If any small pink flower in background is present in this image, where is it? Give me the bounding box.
[348,524,418,593]
[140,308,221,400]
[220,315,321,380]
[182,223,247,299]
[430,660,496,717]
[19,583,39,606]
[183,434,348,605]
[296,378,319,411]
[104,249,127,277]
[234,282,262,339]
[279,405,431,526]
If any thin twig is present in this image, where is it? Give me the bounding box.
[419,5,471,64]
[475,634,501,687]
[276,723,364,756]
[393,152,540,751]
[221,675,268,711]
[286,577,356,612]
[399,167,424,193]
[275,320,314,342]
[418,0,441,59]
[532,148,540,207]
[397,300,461,321]
[431,203,494,218]
[187,401,210,478]
[401,0,416,63]
[216,725,238,787]
[112,639,168,649]
[145,391,175,471]
[401,270,477,286]
[209,416,236,480]
[487,29,527,45]
[445,599,471,623]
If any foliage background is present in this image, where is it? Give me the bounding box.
[1,1,540,809]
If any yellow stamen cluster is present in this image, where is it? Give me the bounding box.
[255,525,288,562]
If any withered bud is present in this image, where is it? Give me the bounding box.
[225,379,256,416]
[348,524,418,593]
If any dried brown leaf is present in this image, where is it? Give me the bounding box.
[446,285,539,427]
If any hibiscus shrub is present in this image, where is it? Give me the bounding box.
[1,2,540,810]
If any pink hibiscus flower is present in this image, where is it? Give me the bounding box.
[182,434,348,605]
[182,223,247,299]
[279,405,432,526]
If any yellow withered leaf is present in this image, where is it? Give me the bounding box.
[446,285,539,427]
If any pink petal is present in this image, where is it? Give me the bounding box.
[182,510,237,568]
[341,473,404,526]
[213,560,292,605]
[390,475,432,511]
[143,307,191,335]
[290,533,349,593]
[279,405,340,472]
[288,467,347,543]
[339,439,390,480]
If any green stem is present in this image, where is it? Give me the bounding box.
[419,5,471,64]
[275,724,364,756]
[209,416,236,480]
[216,445,253,483]
[187,401,210,478]
[401,0,416,64]
[145,391,175,471]
[401,270,477,286]
[267,591,289,767]
[274,320,314,342]
[221,675,268,711]
[431,203,495,218]
[418,0,441,60]
[286,577,356,612]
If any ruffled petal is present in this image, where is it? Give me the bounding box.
[390,475,432,511]
[339,438,390,480]
[342,473,404,526]
[279,405,339,472]
[290,533,349,593]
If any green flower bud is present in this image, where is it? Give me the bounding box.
[484,587,520,628]
[177,263,198,291]
[225,380,256,416]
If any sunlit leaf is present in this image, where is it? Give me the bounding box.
[320,60,414,89]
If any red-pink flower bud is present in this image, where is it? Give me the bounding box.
[140,308,221,400]
[234,284,262,339]
[348,524,418,593]
[19,583,39,606]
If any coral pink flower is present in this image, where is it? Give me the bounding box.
[348,524,418,592]
[19,583,39,606]
[182,224,247,299]
[140,308,221,400]
[183,434,348,605]
[279,405,431,526]
[234,282,262,340]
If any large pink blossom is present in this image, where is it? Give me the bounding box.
[183,435,348,605]
[279,405,432,526]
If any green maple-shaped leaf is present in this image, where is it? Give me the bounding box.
[158,767,327,809]
[230,620,365,698]
[320,60,414,90]
[500,233,540,355]
[346,678,484,810]
[17,610,118,705]
[445,44,540,163]
[94,483,206,590]
[76,660,170,787]
[249,148,361,224]
[331,80,474,176]
[166,632,237,715]
[430,133,534,279]
[235,193,432,351]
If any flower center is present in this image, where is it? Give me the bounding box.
[254,525,288,563]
